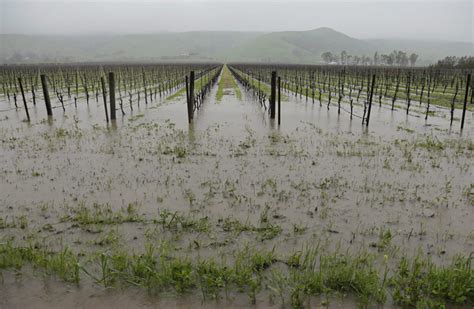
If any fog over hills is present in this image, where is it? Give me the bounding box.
[1,28,472,65]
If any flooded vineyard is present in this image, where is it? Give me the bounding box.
[1,63,473,308]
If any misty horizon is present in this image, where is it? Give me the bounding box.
[1,28,472,44]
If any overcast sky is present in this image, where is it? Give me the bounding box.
[1,0,472,42]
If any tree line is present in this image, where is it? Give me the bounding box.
[321,50,419,66]
[431,56,474,69]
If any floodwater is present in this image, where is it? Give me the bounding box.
[0,67,473,307]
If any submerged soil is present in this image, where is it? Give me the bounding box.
[0,66,473,308]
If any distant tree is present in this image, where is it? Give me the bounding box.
[390,51,398,65]
[321,52,333,63]
[353,56,361,65]
[432,56,474,69]
[409,53,419,66]
[322,49,420,66]
[434,56,457,68]
[346,55,353,64]
[394,50,408,66]
[456,56,474,69]
[394,51,401,65]
[402,53,409,66]
[340,50,347,64]
[362,55,371,65]
[373,52,379,65]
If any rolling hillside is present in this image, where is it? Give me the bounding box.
[224,28,375,63]
[1,28,472,65]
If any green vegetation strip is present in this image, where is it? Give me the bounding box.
[166,70,216,101]
[232,68,288,101]
[216,65,242,101]
[1,241,472,307]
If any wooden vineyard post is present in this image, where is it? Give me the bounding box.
[185,75,190,105]
[270,71,276,119]
[84,74,89,104]
[101,76,109,123]
[461,73,471,130]
[18,77,30,122]
[278,76,281,125]
[187,71,195,123]
[190,71,195,121]
[32,85,36,105]
[40,74,52,117]
[143,69,148,104]
[425,76,432,120]
[450,82,459,126]
[75,70,79,97]
[365,74,376,127]
[109,72,116,120]
[406,72,411,114]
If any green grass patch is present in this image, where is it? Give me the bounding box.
[232,68,288,101]
[216,65,242,101]
[2,242,472,307]
[166,69,219,101]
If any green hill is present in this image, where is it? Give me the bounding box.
[0,32,261,62]
[224,28,375,63]
[1,28,472,65]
